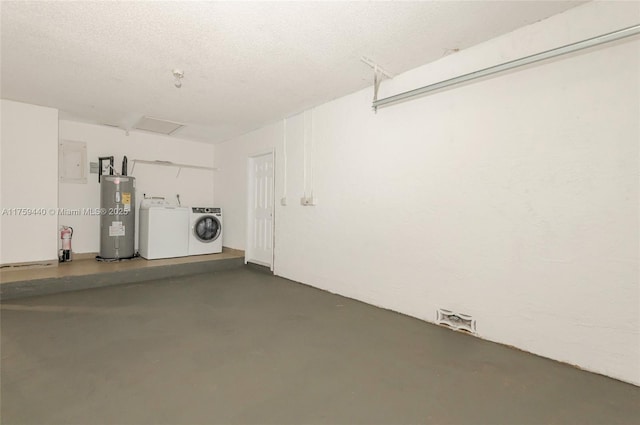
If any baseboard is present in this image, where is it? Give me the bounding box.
[0,259,58,270]
[0,252,97,268]
[70,252,99,260]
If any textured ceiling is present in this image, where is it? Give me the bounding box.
[1,1,584,144]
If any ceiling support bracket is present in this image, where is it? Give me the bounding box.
[361,56,394,113]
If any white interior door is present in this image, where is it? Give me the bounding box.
[246,152,274,268]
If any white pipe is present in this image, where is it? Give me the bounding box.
[373,24,640,110]
[310,109,314,199]
[282,118,287,200]
[302,112,307,198]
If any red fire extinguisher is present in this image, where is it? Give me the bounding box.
[59,226,73,262]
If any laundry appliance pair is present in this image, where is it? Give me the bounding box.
[139,199,222,260]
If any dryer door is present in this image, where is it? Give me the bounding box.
[193,215,221,243]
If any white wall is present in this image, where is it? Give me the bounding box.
[58,121,215,254]
[214,1,640,385]
[0,99,59,264]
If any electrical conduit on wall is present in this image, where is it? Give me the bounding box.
[301,109,316,206]
[282,118,288,205]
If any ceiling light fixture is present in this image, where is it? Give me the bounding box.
[172,69,184,88]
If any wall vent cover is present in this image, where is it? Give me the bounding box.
[436,309,476,334]
[133,116,184,135]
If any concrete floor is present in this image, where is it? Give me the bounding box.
[2,267,639,424]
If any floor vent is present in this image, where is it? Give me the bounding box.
[436,309,476,334]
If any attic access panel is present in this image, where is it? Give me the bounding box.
[133,116,184,135]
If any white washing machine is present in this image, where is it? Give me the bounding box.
[189,207,223,255]
[139,199,190,259]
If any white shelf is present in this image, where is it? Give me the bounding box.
[130,159,217,176]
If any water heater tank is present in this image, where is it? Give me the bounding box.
[99,175,135,259]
